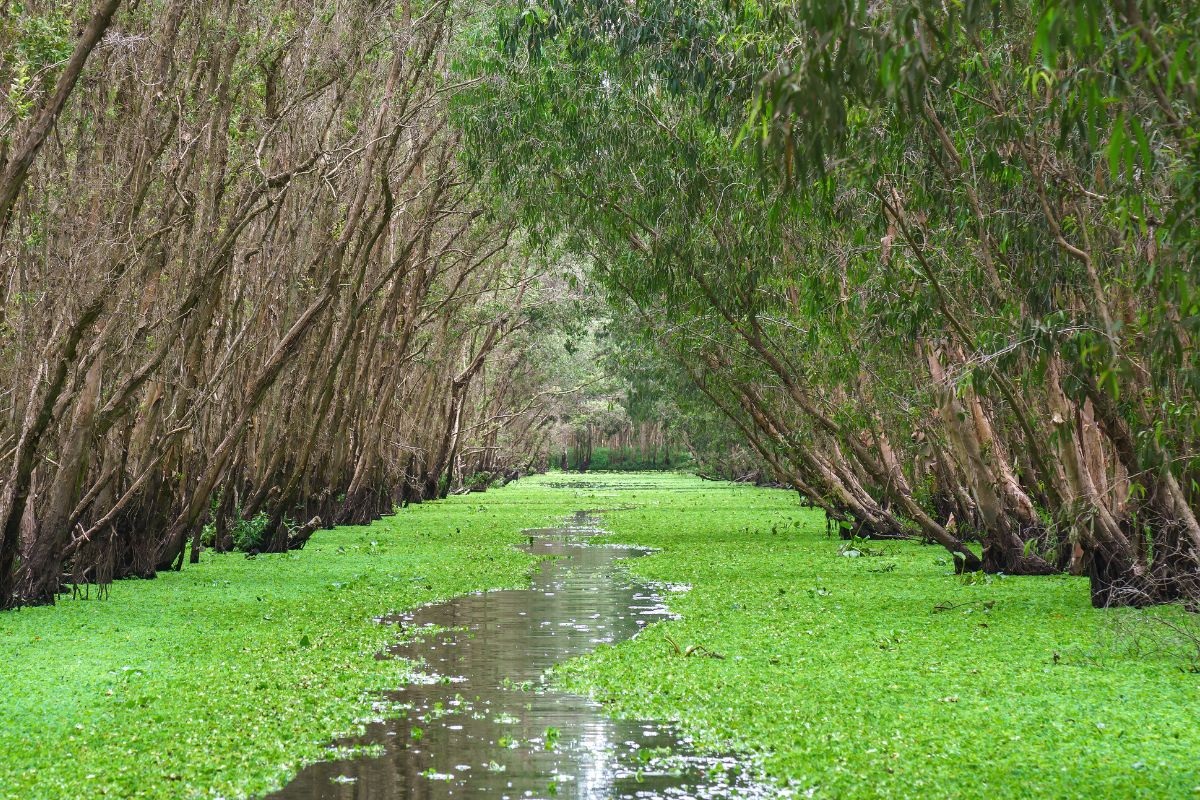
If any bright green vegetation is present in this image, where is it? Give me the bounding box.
[0,484,585,800]
[4,472,1198,799]
[554,473,1200,798]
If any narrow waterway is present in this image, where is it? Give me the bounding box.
[265,511,774,799]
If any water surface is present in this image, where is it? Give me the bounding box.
[266,511,775,799]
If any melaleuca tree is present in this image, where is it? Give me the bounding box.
[457,0,1199,604]
[0,0,575,608]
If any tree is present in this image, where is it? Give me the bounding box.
[457,0,1200,604]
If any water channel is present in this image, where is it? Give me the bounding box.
[266,511,776,800]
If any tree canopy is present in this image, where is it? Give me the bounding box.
[456,0,1200,605]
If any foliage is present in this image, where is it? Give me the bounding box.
[455,0,1200,603]
[231,511,271,552]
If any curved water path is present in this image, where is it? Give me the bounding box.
[265,511,775,799]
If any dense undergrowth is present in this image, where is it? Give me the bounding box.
[0,483,583,800]
[553,473,1200,798]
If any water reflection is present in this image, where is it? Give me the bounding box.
[265,512,777,800]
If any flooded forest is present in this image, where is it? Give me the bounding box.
[2,0,1198,798]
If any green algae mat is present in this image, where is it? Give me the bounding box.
[3,473,1198,798]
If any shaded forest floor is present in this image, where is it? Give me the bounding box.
[2,472,1198,798]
